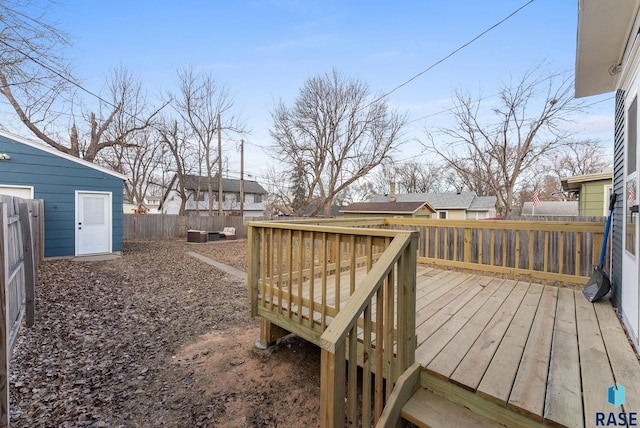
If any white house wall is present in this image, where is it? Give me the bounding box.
[618,27,640,349]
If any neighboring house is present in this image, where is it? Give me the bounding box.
[340,201,436,218]
[369,191,497,220]
[160,174,267,218]
[561,170,613,216]
[520,201,579,217]
[576,0,640,353]
[124,195,163,214]
[0,130,126,257]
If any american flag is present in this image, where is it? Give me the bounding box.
[532,189,540,207]
[628,183,636,205]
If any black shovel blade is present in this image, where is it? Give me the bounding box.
[583,266,611,302]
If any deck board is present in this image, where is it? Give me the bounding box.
[415,278,504,365]
[449,280,530,391]
[593,300,640,417]
[575,292,615,428]
[508,285,558,420]
[425,279,515,379]
[476,283,544,405]
[544,288,582,428]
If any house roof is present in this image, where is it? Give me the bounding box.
[575,0,638,97]
[521,201,579,216]
[468,196,499,211]
[0,129,127,180]
[341,201,435,214]
[159,173,268,211]
[370,191,496,211]
[561,170,613,192]
[183,174,267,194]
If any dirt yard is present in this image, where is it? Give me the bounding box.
[9,239,321,427]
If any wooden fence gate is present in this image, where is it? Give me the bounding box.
[0,196,43,426]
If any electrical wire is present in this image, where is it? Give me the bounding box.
[362,0,536,110]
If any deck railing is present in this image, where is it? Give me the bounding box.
[385,218,604,285]
[246,216,603,426]
[246,220,418,427]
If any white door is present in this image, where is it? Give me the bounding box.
[622,96,639,347]
[76,192,111,256]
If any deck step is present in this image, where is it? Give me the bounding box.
[401,388,506,428]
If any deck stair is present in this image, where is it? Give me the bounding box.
[402,388,508,428]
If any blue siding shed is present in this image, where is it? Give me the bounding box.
[0,131,126,257]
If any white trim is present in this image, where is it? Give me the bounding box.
[604,184,613,216]
[0,184,34,198]
[75,191,113,256]
[0,129,127,180]
[437,210,448,220]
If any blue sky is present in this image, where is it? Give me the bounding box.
[29,0,614,181]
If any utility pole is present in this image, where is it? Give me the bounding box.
[217,112,223,217]
[240,139,244,219]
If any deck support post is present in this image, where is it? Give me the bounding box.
[256,319,289,349]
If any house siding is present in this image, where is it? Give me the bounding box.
[580,180,610,216]
[0,135,123,257]
[611,89,626,311]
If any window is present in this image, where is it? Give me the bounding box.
[254,193,262,203]
[438,211,448,219]
[196,192,205,202]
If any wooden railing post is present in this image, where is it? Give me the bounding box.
[320,342,345,428]
[247,225,260,317]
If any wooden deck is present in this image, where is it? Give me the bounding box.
[407,267,640,427]
[263,265,640,427]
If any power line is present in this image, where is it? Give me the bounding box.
[0,39,142,123]
[363,0,536,110]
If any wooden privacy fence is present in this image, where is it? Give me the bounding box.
[0,195,43,426]
[246,221,418,427]
[385,218,604,285]
[123,214,248,240]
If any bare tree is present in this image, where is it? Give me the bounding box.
[0,1,162,163]
[269,69,407,217]
[0,1,72,133]
[394,160,452,193]
[170,67,245,215]
[98,129,164,208]
[425,67,581,215]
[157,118,197,215]
[520,138,611,202]
[550,138,611,178]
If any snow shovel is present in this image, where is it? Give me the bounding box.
[583,193,617,302]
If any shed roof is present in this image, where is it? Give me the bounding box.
[0,129,127,180]
[561,170,612,192]
[341,201,434,214]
